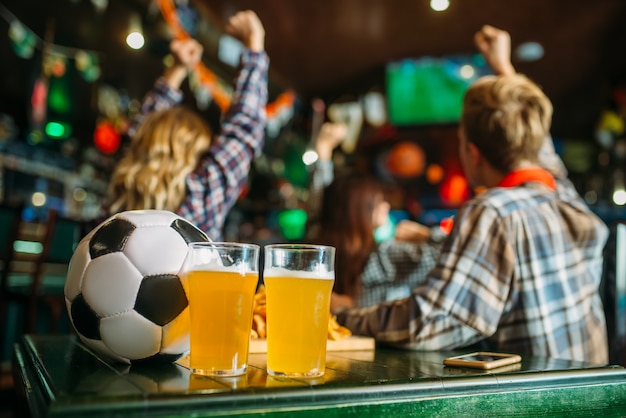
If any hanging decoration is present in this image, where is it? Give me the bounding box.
[157,0,296,129]
[46,54,67,77]
[1,3,101,82]
[8,20,36,58]
[74,50,101,82]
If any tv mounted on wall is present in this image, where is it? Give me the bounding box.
[386,54,492,126]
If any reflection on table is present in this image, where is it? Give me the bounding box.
[13,335,626,417]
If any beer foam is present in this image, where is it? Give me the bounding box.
[192,263,257,274]
[263,267,334,280]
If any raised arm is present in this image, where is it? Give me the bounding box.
[475,25,569,182]
[225,9,265,53]
[474,24,516,76]
[306,122,347,228]
[180,10,269,240]
[128,38,204,137]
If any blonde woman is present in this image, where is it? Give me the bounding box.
[107,10,268,241]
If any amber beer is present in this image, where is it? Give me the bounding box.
[183,243,260,376]
[263,244,336,378]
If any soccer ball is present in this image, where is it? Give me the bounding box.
[64,210,210,364]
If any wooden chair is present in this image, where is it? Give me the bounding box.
[0,208,83,355]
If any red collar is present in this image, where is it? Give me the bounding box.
[496,168,556,191]
[440,167,556,236]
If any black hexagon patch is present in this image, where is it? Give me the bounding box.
[134,274,188,326]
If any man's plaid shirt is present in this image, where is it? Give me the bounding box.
[338,138,609,364]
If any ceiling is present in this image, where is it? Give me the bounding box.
[1,0,626,148]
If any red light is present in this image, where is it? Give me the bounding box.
[94,121,120,154]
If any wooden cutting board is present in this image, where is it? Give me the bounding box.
[249,336,375,353]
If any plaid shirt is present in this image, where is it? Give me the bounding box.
[358,238,445,307]
[131,50,269,240]
[338,138,610,364]
[308,160,446,308]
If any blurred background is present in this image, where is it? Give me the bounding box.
[2,2,626,409]
[1,0,626,240]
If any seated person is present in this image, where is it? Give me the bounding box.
[335,25,609,364]
[307,123,446,309]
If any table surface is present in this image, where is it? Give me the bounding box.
[13,335,626,417]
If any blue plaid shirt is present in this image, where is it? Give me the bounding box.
[338,138,610,364]
[132,50,269,240]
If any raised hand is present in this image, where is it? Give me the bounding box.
[162,38,204,90]
[474,24,515,76]
[170,38,204,71]
[315,122,348,161]
[225,10,265,52]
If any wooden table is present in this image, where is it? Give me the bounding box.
[12,335,626,417]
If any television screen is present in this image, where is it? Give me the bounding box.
[386,54,492,126]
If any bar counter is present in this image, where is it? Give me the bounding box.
[12,335,626,417]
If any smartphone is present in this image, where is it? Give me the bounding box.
[443,352,522,370]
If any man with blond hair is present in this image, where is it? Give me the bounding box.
[335,26,609,363]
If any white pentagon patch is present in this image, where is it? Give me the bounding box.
[82,252,142,317]
[115,210,179,228]
[124,226,189,276]
[64,239,92,300]
[79,335,130,364]
[101,311,162,360]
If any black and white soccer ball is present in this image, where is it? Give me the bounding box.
[64,210,210,364]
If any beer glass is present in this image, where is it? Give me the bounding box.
[182,242,260,376]
[263,244,335,377]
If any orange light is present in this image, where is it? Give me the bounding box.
[426,163,444,184]
[386,141,425,178]
[440,174,470,206]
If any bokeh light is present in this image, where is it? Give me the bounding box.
[613,189,626,206]
[430,0,450,12]
[31,192,46,207]
[426,164,444,184]
[302,150,319,166]
[126,32,145,50]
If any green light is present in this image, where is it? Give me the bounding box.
[45,121,71,139]
[278,209,307,241]
[48,76,71,113]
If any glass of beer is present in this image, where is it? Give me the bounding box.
[263,244,335,377]
[182,242,260,376]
